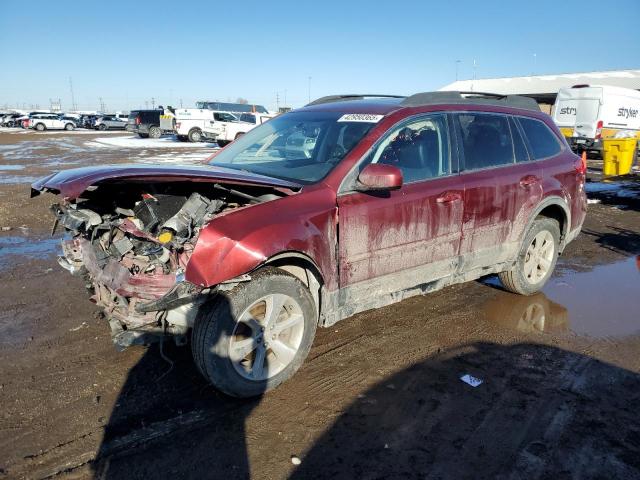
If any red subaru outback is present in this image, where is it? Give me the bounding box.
[32,92,587,397]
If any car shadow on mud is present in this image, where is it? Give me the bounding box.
[92,296,267,479]
[93,339,640,479]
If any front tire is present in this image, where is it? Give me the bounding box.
[98,124,107,131]
[65,123,74,131]
[499,217,560,296]
[138,132,149,138]
[191,267,317,398]
[35,123,46,131]
[148,126,162,139]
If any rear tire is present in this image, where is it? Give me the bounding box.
[188,128,202,143]
[499,217,560,296]
[148,126,162,139]
[177,135,188,142]
[138,133,149,138]
[35,123,46,131]
[98,124,106,131]
[191,267,317,398]
[65,123,74,131]
[217,140,230,147]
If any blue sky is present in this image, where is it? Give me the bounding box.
[1,0,638,112]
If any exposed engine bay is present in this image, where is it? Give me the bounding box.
[52,180,284,349]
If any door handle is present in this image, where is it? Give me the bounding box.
[519,175,540,188]
[436,191,462,203]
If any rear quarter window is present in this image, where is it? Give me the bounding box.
[518,117,562,159]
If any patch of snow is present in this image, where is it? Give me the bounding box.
[92,135,219,149]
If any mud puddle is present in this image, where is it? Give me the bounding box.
[483,256,640,339]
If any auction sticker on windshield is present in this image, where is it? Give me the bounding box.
[337,113,384,123]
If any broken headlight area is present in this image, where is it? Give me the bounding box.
[51,181,281,349]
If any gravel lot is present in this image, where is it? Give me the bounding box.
[0,130,639,479]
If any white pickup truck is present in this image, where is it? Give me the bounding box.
[173,109,272,145]
[29,114,76,131]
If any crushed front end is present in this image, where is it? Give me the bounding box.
[53,189,225,349]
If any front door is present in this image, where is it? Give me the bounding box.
[337,114,464,306]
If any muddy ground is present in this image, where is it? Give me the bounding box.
[0,130,639,479]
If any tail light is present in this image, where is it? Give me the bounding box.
[575,152,587,175]
[595,120,603,139]
[135,116,141,125]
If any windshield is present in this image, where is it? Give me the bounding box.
[209,111,376,184]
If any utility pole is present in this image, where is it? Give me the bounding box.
[473,59,477,80]
[276,92,280,111]
[69,77,77,111]
[455,60,461,81]
[179,98,183,108]
[532,53,537,75]
[151,97,155,109]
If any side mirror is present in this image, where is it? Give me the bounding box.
[356,164,403,192]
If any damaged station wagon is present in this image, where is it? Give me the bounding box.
[32,92,587,397]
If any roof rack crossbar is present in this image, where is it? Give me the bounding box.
[401,91,540,111]
[306,94,405,106]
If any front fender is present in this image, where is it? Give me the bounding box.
[185,188,338,289]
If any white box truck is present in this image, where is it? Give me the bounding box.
[553,85,640,155]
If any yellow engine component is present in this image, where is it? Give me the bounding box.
[157,230,174,244]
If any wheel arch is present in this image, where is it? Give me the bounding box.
[525,196,571,251]
[263,251,324,321]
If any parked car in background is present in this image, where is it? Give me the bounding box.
[126,109,168,138]
[553,85,640,156]
[174,109,257,145]
[94,115,127,131]
[33,91,587,398]
[1,113,24,127]
[28,113,75,131]
[238,112,275,126]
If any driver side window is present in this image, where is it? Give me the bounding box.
[371,114,450,183]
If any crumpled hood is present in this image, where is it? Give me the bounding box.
[31,164,301,199]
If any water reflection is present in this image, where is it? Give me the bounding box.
[484,256,640,339]
[482,292,569,334]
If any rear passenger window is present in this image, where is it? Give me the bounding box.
[509,117,530,163]
[457,113,514,170]
[518,117,562,159]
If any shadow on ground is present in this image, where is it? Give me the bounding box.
[582,226,640,256]
[92,339,640,479]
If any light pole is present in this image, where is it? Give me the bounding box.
[455,60,461,81]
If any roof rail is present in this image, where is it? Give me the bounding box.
[401,91,540,111]
[306,94,405,106]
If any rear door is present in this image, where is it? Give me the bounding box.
[572,87,603,139]
[337,113,464,304]
[454,112,543,272]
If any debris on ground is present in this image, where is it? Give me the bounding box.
[460,374,483,387]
